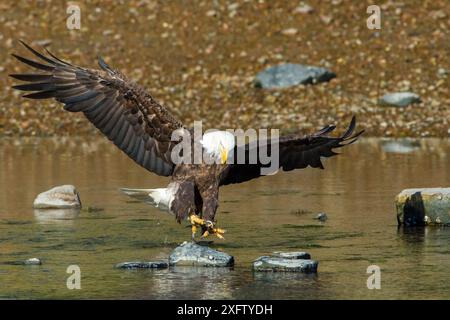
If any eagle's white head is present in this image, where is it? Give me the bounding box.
[200,131,235,164]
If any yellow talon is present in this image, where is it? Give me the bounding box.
[201,226,226,240]
[212,227,225,239]
[189,213,226,240]
[201,230,210,238]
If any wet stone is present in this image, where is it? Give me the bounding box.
[253,256,318,273]
[396,188,450,226]
[115,261,168,269]
[254,63,336,89]
[272,251,311,259]
[169,242,234,267]
[379,92,421,107]
[24,258,42,265]
[33,185,81,209]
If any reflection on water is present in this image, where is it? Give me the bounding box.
[381,139,421,154]
[33,209,80,224]
[0,137,449,299]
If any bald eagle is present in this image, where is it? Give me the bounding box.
[10,41,363,240]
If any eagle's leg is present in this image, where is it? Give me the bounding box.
[191,224,198,241]
[189,213,204,240]
[188,213,225,240]
[198,185,226,239]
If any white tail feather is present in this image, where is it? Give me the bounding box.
[120,187,176,213]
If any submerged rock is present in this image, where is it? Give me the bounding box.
[254,63,336,89]
[379,92,421,107]
[169,242,234,267]
[272,251,311,259]
[396,188,450,226]
[24,258,42,265]
[253,256,318,273]
[115,261,168,269]
[315,212,328,221]
[33,185,81,209]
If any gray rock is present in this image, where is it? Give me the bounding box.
[253,256,318,273]
[255,63,336,89]
[115,261,168,269]
[437,68,448,78]
[33,185,81,209]
[396,188,450,226]
[24,258,42,265]
[379,92,421,107]
[169,242,234,267]
[272,251,311,259]
[315,212,328,221]
[281,28,298,36]
[430,10,447,20]
[34,39,52,47]
[294,3,314,14]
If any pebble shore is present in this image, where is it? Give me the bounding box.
[1,1,449,137]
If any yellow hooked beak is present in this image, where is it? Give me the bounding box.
[220,144,228,164]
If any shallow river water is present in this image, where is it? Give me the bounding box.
[0,137,449,299]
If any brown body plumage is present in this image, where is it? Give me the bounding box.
[10,41,363,239]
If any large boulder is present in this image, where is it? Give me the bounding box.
[396,188,450,226]
[33,185,81,209]
[254,63,336,89]
[169,242,234,267]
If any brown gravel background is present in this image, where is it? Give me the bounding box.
[0,0,449,137]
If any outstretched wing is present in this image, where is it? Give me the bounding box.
[220,116,363,185]
[10,41,184,176]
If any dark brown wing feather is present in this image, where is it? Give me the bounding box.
[220,116,363,185]
[10,41,184,177]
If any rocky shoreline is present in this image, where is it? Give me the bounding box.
[1,1,449,138]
